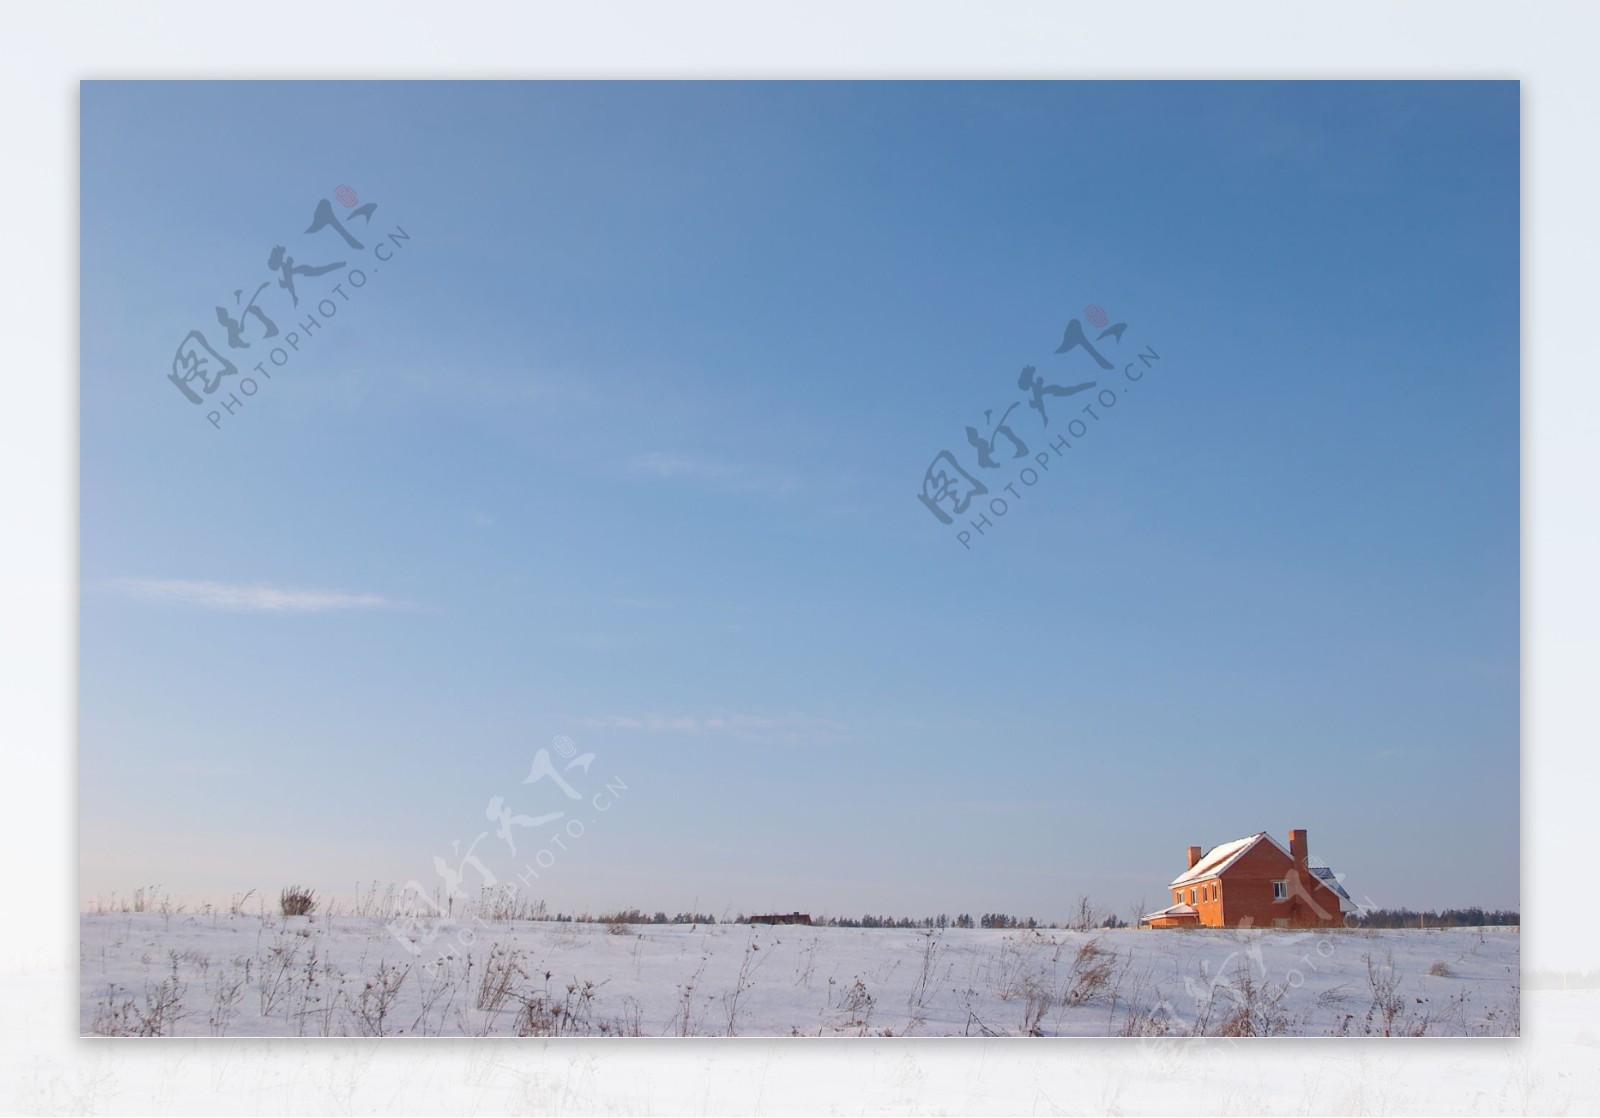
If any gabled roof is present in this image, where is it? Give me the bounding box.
[1169,831,1294,887]
[1141,903,1198,921]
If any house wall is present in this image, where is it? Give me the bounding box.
[1213,841,1341,928]
[1171,880,1224,925]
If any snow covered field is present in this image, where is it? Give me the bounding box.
[80,912,1519,1038]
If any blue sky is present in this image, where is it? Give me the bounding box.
[80,80,1518,919]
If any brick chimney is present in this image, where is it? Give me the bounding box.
[1289,828,1308,865]
[1187,845,1202,869]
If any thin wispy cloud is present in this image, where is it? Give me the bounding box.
[626,451,735,480]
[622,451,799,496]
[105,578,408,614]
[572,632,646,651]
[611,596,673,610]
[574,711,850,738]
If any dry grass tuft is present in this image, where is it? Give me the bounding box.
[279,886,317,917]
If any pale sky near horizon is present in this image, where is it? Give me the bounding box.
[79,80,1519,920]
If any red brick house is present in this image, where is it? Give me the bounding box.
[1141,828,1350,929]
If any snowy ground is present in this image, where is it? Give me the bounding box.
[79,912,1519,1038]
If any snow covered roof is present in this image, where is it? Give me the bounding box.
[1168,835,1353,909]
[1169,831,1293,887]
[1310,862,1352,903]
[1141,903,1198,921]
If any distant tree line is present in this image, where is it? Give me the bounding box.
[770,912,1129,930]
[573,909,719,925]
[811,914,946,929]
[520,904,1514,931]
[1348,907,1519,928]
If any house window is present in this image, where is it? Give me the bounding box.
[1273,880,1288,900]
[1174,891,1181,905]
[1189,888,1196,905]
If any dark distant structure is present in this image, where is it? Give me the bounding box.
[748,911,812,925]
